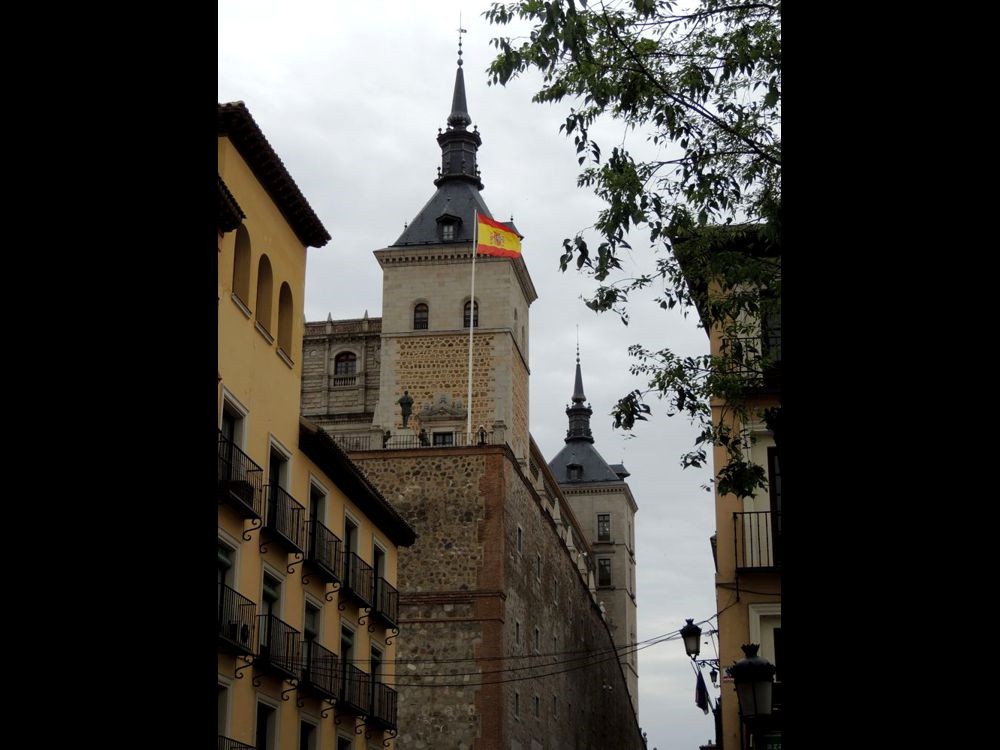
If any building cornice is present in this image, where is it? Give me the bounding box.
[374,245,538,306]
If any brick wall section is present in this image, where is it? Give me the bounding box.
[351,446,644,750]
[388,334,496,434]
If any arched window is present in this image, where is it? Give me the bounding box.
[334,352,357,376]
[414,303,429,330]
[232,225,251,304]
[255,255,273,334]
[464,300,478,328]
[277,282,293,354]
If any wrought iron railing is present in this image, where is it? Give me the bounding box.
[300,639,339,701]
[719,333,782,380]
[338,663,372,714]
[217,583,256,655]
[305,519,343,583]
[372,577,399,629]
[333,429,497,452]
[217,431,263,519]
[257,613,301,679]
[370,682,398,729]
[218,736,255,750]
[733,510,781,570]
[264,485,306,553]
[341,551,374,608]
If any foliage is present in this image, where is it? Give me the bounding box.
[485,0,781,498]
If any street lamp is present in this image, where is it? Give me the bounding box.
[680,618,702,659]
[727,643,776,721]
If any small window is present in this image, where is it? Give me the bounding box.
[414,303,429,330]
[334,352,357,376]
[597,513,611,542]
[464,300,478,328]
[255,255,273,333]
[535,553,541,579]
[552,694,557,718]
[304,602,320,642]
[232,225,251,304]
[515,621,521,644]
[568,464,582,480]
[514,691,520,718]
[299,721,317,750]
[256,702,277,750]
[218,683,229,735]
[516,526,523,554]
[598,558,612,587]
[533,627,540,653]
[533,695,540,718]
[432,432,454,446]
[277,282,294,355]
[442,222,455,240]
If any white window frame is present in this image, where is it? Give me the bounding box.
[308,475,330,525]
[267,435,293,489]
[255,694,281,750]
[218,674,234,737]
[220,387,250,446]
[261,562,286,619]
[748,602,781,668]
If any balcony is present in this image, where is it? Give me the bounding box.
[218,737,255,750]
[337,663,372,715]
[217,583,256,656]
[733,510,782,571]
[332,429,497,451]
[256,613,301,681]
[340,551,374,609]
[369,682,398,730]
[263,485,306,554]
[217,431,263,519]
[305,519,343,585]
[719,332,782,391]
[300,639,339,701]
[371,577,399,630]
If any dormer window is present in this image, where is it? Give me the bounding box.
[435,213,462,242]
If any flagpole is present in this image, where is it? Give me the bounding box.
[467,210,477,443]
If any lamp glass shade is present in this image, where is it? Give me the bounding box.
[680,618,702,658]
[727,643,776,719]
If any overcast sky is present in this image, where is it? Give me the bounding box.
[220,2,719,747]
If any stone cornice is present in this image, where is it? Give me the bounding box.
[373,244,538,306]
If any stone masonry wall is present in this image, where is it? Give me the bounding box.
[387,334,496,434]
[351,446,643,750]
[501,460,644,750]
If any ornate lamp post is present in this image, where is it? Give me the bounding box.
[727,643,776,748]
[680,618,702,658]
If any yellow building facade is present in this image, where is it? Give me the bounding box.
[681,230,782,750]
[217,101,416,750]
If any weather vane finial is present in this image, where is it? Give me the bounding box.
[458,14,467,66]
[576,325,580,363]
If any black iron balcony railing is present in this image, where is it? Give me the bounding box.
[217,431,263,519]
[256,613,301,680]
[369,681,398,730]
[264,485,306,554]
[332,429,497,451]
[218,736,255,750]
[719,332,782,387]
[305,519,343,584]
[733,510,782,570]
[338,663,372,715]
[341,551,374,608]
[300,639,339,701]
[218,583,256,656]
[371,577,399,629]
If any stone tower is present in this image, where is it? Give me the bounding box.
[548,350,640,714]
[368,48,536,462]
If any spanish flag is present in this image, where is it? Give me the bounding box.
[476,213,522,258]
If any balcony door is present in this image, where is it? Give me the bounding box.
[767,446,781,567]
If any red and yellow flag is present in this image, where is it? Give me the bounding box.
[476,214,522,258]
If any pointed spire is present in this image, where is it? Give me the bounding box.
[435,27,484,190]
[565,344,594,443]
[448,29,471,129]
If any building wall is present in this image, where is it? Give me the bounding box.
[560,484,640,713]
[349,446,645,750]
[219,131,407,750]
[301,317,382,421]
